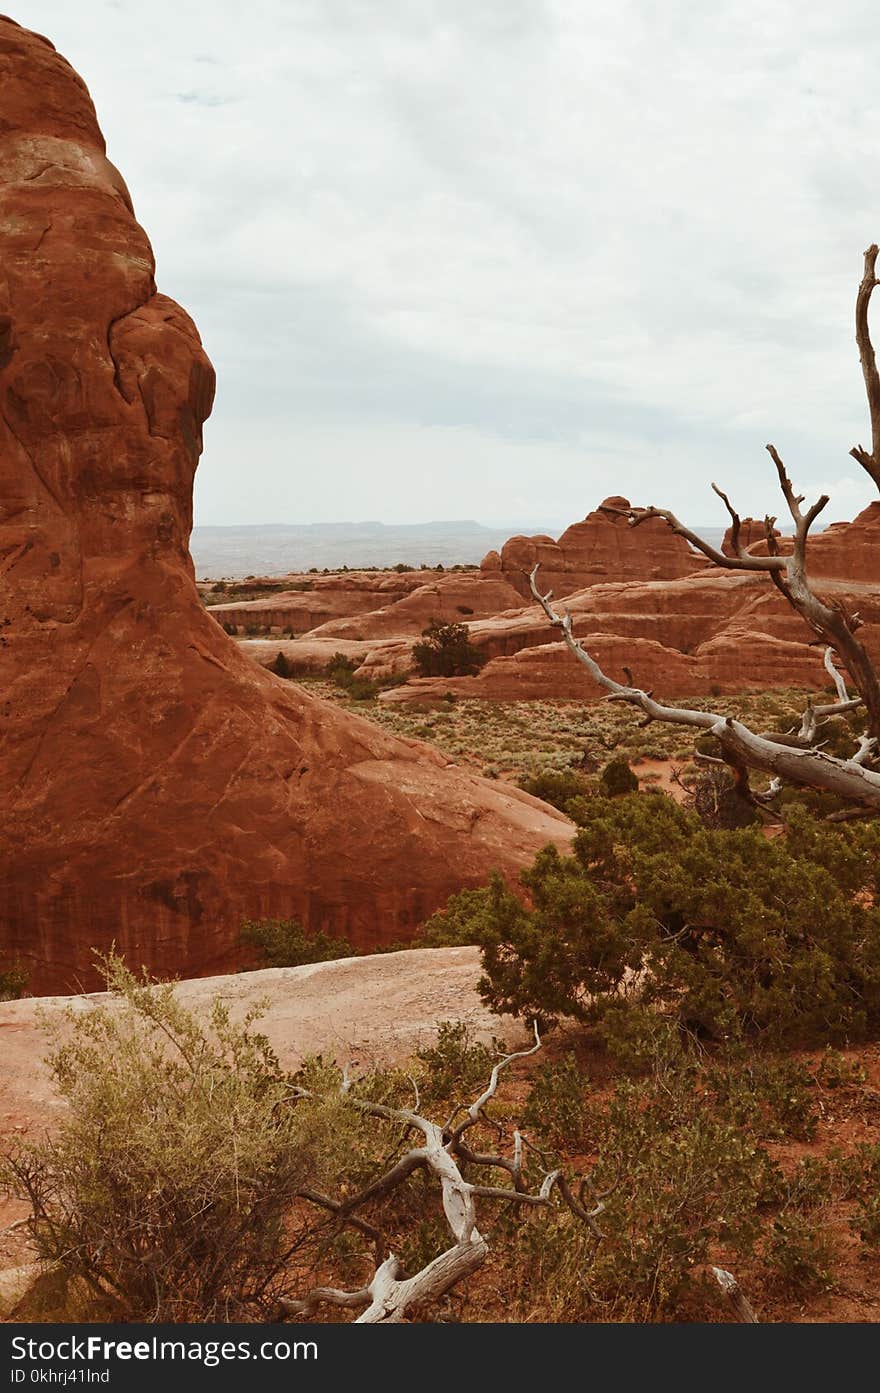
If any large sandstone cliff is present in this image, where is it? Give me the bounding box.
[0,19,571,993]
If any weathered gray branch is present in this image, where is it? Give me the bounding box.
[542,246,880,784]
[711,1266,759,1323]
[282,1025,600,1324]
[850,243,880,487]
[529,568,880,809]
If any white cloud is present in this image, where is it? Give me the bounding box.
[11,0,880,527]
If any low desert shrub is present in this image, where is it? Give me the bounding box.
[0,961,28,1001]
[240,917,353,968]
[0,957,334,1321]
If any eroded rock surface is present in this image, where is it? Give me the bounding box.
[0,19,571,993]
[478,497,707,599]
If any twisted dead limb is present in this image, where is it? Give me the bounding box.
[711,1266,759,1323]
[281,1026,604,1323]
[851,243,880,488]
[532,246,880,808]
[529,569,880,809]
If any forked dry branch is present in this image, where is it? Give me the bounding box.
[281,1026,606,1323]
[530,245,880,812]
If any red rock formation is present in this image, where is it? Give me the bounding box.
[479,498,706,599]
[242,636,414,679]
[376,630,836,707]
[721,518,781,556]
[376,573,880,705]
[308,572,525,640]
[208,569,428,635]
[0,18,571,994]
[720,504,880,580]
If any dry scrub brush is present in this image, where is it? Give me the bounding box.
[1,956,333,1320]
[1,963,601,1324]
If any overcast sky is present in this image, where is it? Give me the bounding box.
[14,0,880,530]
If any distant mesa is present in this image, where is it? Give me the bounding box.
[189,518,542,577]
[0,18,571,995]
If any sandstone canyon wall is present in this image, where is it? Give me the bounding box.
[0,18,572,993]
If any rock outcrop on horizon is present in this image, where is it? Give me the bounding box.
[0,18,572,994]
[479,497,707,598]
[721,517,781,556]
[227,500,880,708]
[727,502,880,580]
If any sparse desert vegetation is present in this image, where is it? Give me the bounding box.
[7,958,880,1324]
[302,679,828,782]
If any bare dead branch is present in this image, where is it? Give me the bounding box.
[294,1188,384,1255]
[450,1021,541,1143]
[285,1027,599,1324]
[850,244,880,487]
[711,1266,759,1323]
[280,1283,373,1319]
[825,647,851,703]
[852,735,878,767]
[711,482,743,557]
[603,501,784,573]
[528,566,880,808]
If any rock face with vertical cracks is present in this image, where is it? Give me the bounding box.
[0,18,571,994]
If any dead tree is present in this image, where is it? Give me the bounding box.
[280,1027,606,1323]
[531,244,880,813]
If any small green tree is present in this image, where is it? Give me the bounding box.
[598,757,639,797]
[412,620,486,678]
[270,650,292,678]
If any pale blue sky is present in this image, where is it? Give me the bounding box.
[11,1,880,529]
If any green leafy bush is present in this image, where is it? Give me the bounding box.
[414,1021,497,1106]
[521,1055,591,1149]
[325,652,357,683]
[517,767,592,813]
[324,652,378,701]
[763,1212,836,1294]
[412,620,486,678]
[240,917,353,968]
[504,1045,780,1320]
[598,757,639,797]
[424,794,880,1044]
